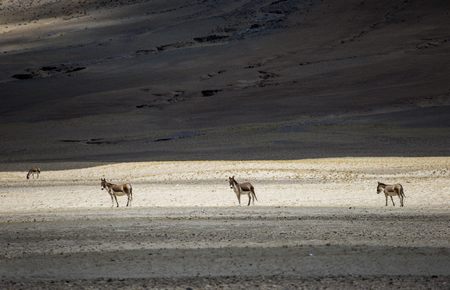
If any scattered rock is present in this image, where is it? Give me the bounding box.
[156,42,193,52]
[12,74,34,80]
[193,34,229,43]
[135,49,156,55]
[85,140,116,145]
[154,131,202,142]
[154,138,172,142]
[60,139,83,143]
[245,63,262,69]
[136,104,157,109]
[60,138,116,145]
[416,38,449,50]
[201,89,222,97]
[258,70,279,79]
[12,64,86,80]
[66,67,86,73]
[201,70,226,80]
[40,66,58,71]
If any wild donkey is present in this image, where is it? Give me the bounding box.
[26,167,40,179]
[377,182,405,207]
[100,178,133,207]
[228,176,257,206]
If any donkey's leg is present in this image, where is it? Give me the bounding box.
[126,194,130,207]
[110,194,114,207]
[237,194,241,205]
[114,195,119,207]
[247,194,251,206]
[385,195,388,206]
[390,196,395,206]
[400,195,404,207]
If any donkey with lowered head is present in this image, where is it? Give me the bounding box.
[26,167,40,179]
[377,182,406,207]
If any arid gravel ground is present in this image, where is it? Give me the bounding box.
[0,207,449,289]
[0,158,449,288]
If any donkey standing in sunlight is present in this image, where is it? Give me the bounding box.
[26,167,41,179]
[101,178,133,207]
[228,176,257,206]
[377,182,406,207]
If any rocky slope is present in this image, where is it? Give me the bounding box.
[0,0,449,163]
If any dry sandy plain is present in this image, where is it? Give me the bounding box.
[0,158,449,288]
[1,0,450,288]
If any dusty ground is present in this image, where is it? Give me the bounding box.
[1,207,449,289]
[0,207,449,289]
[0,158,449,288]
[1,157,450,210]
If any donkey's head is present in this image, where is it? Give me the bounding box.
[377,182,386,194]
[100,178,107,190]
[228,176,236,189]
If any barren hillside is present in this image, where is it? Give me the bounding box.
[1,0,449,164]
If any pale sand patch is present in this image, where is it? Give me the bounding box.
[0,157,449,212]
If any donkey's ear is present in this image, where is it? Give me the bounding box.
[232,175,235,178]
